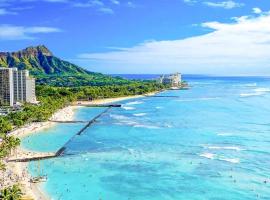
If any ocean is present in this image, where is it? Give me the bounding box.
[21,75,270,200]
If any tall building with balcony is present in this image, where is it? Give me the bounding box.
[0,68,36,106]
[158,73,182,87]
[0,68,14,106]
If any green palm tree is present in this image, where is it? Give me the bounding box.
[0,161,6,183]
[0,184,23,200]
[0,162,5,171]
[1,136,20,157]
[0,187,10,200]
[9,185,23,200]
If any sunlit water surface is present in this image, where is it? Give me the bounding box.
[22,76,270,200]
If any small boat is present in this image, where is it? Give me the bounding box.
[30,175,47,183]
[30,160,47,183]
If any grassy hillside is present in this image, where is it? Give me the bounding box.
[0,45,132,86]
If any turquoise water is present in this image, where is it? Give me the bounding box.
[21,77,270,200]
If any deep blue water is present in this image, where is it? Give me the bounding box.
[22,76,270,200]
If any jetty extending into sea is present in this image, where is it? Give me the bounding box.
[8,104,121,163]
[7,89,190,163]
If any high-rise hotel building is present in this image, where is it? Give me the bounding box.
[0,68,36,106]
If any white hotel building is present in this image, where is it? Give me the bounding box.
[0,68,36,107]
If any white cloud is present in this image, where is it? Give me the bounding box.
[72,1,102,8]
[111,0,120,5]
[127,1,136,8]
[203,0,244,9]
[0,8,16,15]
[98,7,114,14]
[253,7,262,14]
[72,0,115,14]
[0,25,61,40]
[44,0,68,2]
[77,13,270,75]
[1,0,123,15]
[183,0,198,5]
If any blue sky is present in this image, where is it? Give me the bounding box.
[0,0,270,75]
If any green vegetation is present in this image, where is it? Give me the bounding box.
[36,74,133,87]
[0,45,168,196]
[0,45,88,76]
[0,81,166,182]
[0,134,21,195]
[0,45,135,87]
[1,81,166,133]
[0,184,23,200]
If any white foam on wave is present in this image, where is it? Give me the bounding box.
[110,114,129,120]
[114,121,137,126]
[245,83,257,87]
[176,97,219,102]
[110,114,159,129]
[133,113,147,117]
[219,158,240,164]
[206,146,245,151]
[134,124,160,129]
[199,153,215,159]
[126,101,144,105]
[240,92,263,97]
[217,133,232,136]
[240,87,270,97]
[254,88,270,92]
[110,114,138,125]
[156,106,163,109]
[122,106,136,110]
[200,153,240,164]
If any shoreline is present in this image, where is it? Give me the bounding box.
[74,91,158,106]
[4,91,159,200]
[3,106,77,200]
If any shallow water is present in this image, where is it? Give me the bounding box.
[22,76,270,200]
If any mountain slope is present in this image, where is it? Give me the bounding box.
[0,45,131,87]
[0,45,90,76]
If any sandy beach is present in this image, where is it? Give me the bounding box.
[74,91,158,106]
[2,106,76,200]
[2,91,159,200]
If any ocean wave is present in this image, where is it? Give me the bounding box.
[114,121,137,126]
[176,97,219,102]
[199,153,215,159]
[110,115,137,125]
[126,101,144,105]
[199,153,240,163]
[217,133,233,136]
[134,124,160,129]
[240,87,270,97]
[245,83,257,87]
[156,106,163,109]
[254,88,270,92]
[110,114,159,129]
[218,158,240,164]
[122,106,136,110]
[110,114,129,120]
[133,113,147,117]
[205,146,245,151]
[240,92,263,97]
